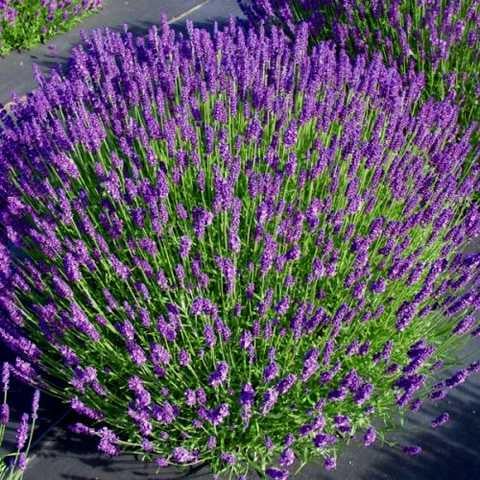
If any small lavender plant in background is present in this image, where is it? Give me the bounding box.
[237,0,480,133]
[0,0,103,56]
[0,16,479,480]
[0,363,40,479]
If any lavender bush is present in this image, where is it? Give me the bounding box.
[0,0,102,56]
[0,363,40,479]
[0,18,479,479]
[237,0,480,133]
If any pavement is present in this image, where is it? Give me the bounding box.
[0,0,243,106]
[0,0,479,479]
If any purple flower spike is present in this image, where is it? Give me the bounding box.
[0,403,10,426]
[431,412,450,429]
[172,446,197,464]
[403,445,423,456]
[208,361,229,388]
[313,433,337,448]
[16,413,30,451]
[363,426,376,446]
[266,467,289,480]
[279,447,295,467]
[98,427,120,456]
[324,456,337,471]
[1,362,9,393]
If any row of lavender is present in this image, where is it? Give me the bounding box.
[238,0,480,134]
[0,0,102,56]
[0,7,479,480]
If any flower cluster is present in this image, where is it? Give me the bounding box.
[0,362,40,478]
[237,0,480,130]
[0,17,479,479]
[0,0,102,56]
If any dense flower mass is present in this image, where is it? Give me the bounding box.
[0,17,479,479]
[237,0,480,130]
[0,0,102,56]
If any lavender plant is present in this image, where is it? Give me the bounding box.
[0,363,40,479]
[0,0,102,56]
[0,18,479,479]
[237,0,480,132]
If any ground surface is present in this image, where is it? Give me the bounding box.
[0,1,479,479]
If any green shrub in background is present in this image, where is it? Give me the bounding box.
[238,0,480,135]
[0,0,102,56]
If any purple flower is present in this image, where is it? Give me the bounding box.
[208,361,229,388]
[313,433,337,448]
[208,403,230,426]
[283,433,295,447]
[468,361,480,374]
[275,373,297,395]
[155,457,169,468]
[220,452,236,465]
[207,436,217,449]
[192,208,214,239]
[279,447,295,467]
[16,413,30,451]
[328,387,348,402]
[283,121,297,148]
[195,387,207,405]
[453,315,476,335]
[98,427,120,456]
[71,397,104,420]
[178,349,191,367]
[363,426,376,446]
[403,445,422,456]
[263,361,279,382]
[64,253,82,282]
[150,344,171,365]
[266,468,289,480]
[1,362,9,393]
[153,401,177,424]
[128,376,151,408]
[17,452,27,471]
[172,447,197,464]
[354,383,374,405]
[301,348,320,382]
[0,404,10,426]
[239,329,253,349]
[69,422,96,436]
[204,324,217,348]
[324,456,337,471]
[396,302,417,331]
[445,369,469,388]
[371,278,386,293]
[261,388,279,415]
[142,438,154,452]
[431,412,450,429]
[410,399,423,412]
[430,388,448,402]
[239,382,255,426]
[179,235,193,258]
